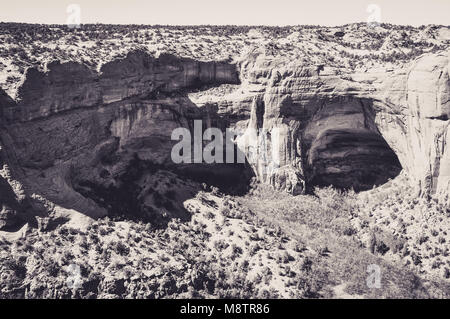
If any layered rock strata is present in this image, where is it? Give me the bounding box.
[0,49,448,225]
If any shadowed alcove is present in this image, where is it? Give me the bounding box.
[303,97,402,192]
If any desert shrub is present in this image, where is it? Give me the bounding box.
[5,256,27,279]
[375,241,390,255]
[343,226,357,236]
[231,244,243,258]
[113,241,130,256]
[294,258,328,298]
[213,240,229,252]
[410,252,422,265]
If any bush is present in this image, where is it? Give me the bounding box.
[114,241,130,256]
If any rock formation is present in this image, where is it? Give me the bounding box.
[0,48,448,226]
[216,49,448,201]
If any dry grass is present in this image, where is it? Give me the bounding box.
[237,178,450,298]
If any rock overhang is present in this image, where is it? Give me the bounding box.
[0,48,449,223]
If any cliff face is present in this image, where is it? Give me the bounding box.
[229,50,449,200]
[375,53,450,200]
[0,51,248,224]
[0,49,448,226]
[2,51,239,122]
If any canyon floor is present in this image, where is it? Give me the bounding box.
[0,173,449,299]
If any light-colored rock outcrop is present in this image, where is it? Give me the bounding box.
[230,50,449,202]
[373,52,450,200]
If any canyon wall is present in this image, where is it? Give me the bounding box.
[0,49,448,226]
[229,50,449,200]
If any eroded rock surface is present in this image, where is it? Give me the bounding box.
[0,49,448,225]
[229,50,449,200]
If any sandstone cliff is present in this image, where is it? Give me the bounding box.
[226,49,450,201]
[0,48,448,226]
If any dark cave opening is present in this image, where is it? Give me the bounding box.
[307,129,402,192]
[171,126,256,196]
[174,161,255,196]
[72,151,255,227]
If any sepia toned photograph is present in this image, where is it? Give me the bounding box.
[0,0,448,306]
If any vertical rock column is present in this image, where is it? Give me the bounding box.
[405,53,449,201]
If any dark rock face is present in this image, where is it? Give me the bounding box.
[0,145,23,230]
[307,129,401,191]
[302,97,402,191]
[0,175,21,230]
